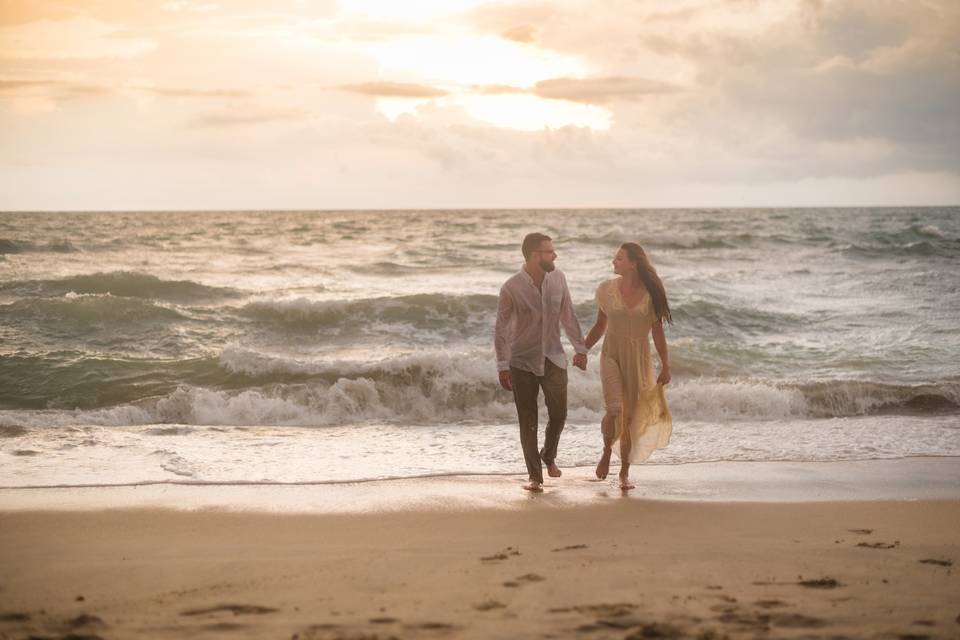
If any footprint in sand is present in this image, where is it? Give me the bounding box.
[577,618,656,634]
[67,613,105,629]
[180,604,278,616]
[797,578,843,589]
[572,603,638,617]
[503,573,546,587]
[481,546,521,561]
[296,622,389,640]
[715,607,825,630]
[769,612,826,629]
[203,622,247,632]
[755,599,788,609]
[710,604,737,614]
[473,600,506,611]
[594,614,648,629]
[716,609,764,626]
[623,622,685,638]
[848,528,874,534]
[0,613,30,622]
[551,544,588,552]
[857,541,899,549]
[918,558,952,567]
[406,621,455,631]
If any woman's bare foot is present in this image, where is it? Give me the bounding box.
[595,448,612,479]
[524,480,544,492]
[619,474,635,490]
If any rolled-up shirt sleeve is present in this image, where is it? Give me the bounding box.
[494,285,514,371]
[559,274,587,354]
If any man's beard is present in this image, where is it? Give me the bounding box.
[539,259,556,272]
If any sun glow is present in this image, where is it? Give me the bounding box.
[457,94,611,131]
[361,34,586,87]
[355,29,607,129]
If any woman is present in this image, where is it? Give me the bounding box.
[584,242,673,490]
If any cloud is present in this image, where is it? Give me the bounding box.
[0,78,111,101]
[501,24,537,43]
[184,107,310,129]
[684,0,960,173]
[532,76,680,104]
[1,0,958,209]
[463,0,960,177]
[0,78,254,104]
[0,80,49,91]
[472,84,527,95]
[162,1,221,12]
[0,17,157,60]
[337,81,448,98]
[136,86,253,98]
[323,17,435,41]
[462,1,559,34]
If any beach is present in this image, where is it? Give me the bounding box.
[2,460,959,640]
[3,0,960,631]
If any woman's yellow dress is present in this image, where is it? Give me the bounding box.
[597,278,672,462]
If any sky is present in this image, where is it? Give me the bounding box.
[1,0,958,210]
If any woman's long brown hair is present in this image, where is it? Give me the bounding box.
[621,242,672,325]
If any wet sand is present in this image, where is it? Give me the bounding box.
[1,465,959,639]
[2,457,959,512]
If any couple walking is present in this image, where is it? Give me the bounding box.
[494,233,673,492]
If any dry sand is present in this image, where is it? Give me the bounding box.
[1,490,959,639]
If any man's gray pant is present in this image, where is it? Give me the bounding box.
[510,359,568,484]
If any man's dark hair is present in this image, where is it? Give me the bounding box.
[521,233,552,260]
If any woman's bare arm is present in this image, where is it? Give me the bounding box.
[585,308,607,351]
[652,320,671,385]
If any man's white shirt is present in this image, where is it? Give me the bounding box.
[495,267,587,375]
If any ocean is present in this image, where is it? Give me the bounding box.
[1,207,958,487]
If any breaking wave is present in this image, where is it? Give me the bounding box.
[1,345,956,426]
[0,271,240,302]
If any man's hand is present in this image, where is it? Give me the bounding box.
[573,353,587,370]
[498,370,513,391]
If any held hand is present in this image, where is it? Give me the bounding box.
[498,370,513,391]
[573,353,587,370]
[657,367,671,386]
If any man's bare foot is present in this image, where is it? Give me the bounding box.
[596,448,612,479]
[524,480,544,492]
[619,474,635,490]
[546,462,562,478]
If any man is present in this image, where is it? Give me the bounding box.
[495,232,588,492]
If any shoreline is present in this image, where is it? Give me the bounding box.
[1,457,958,514]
